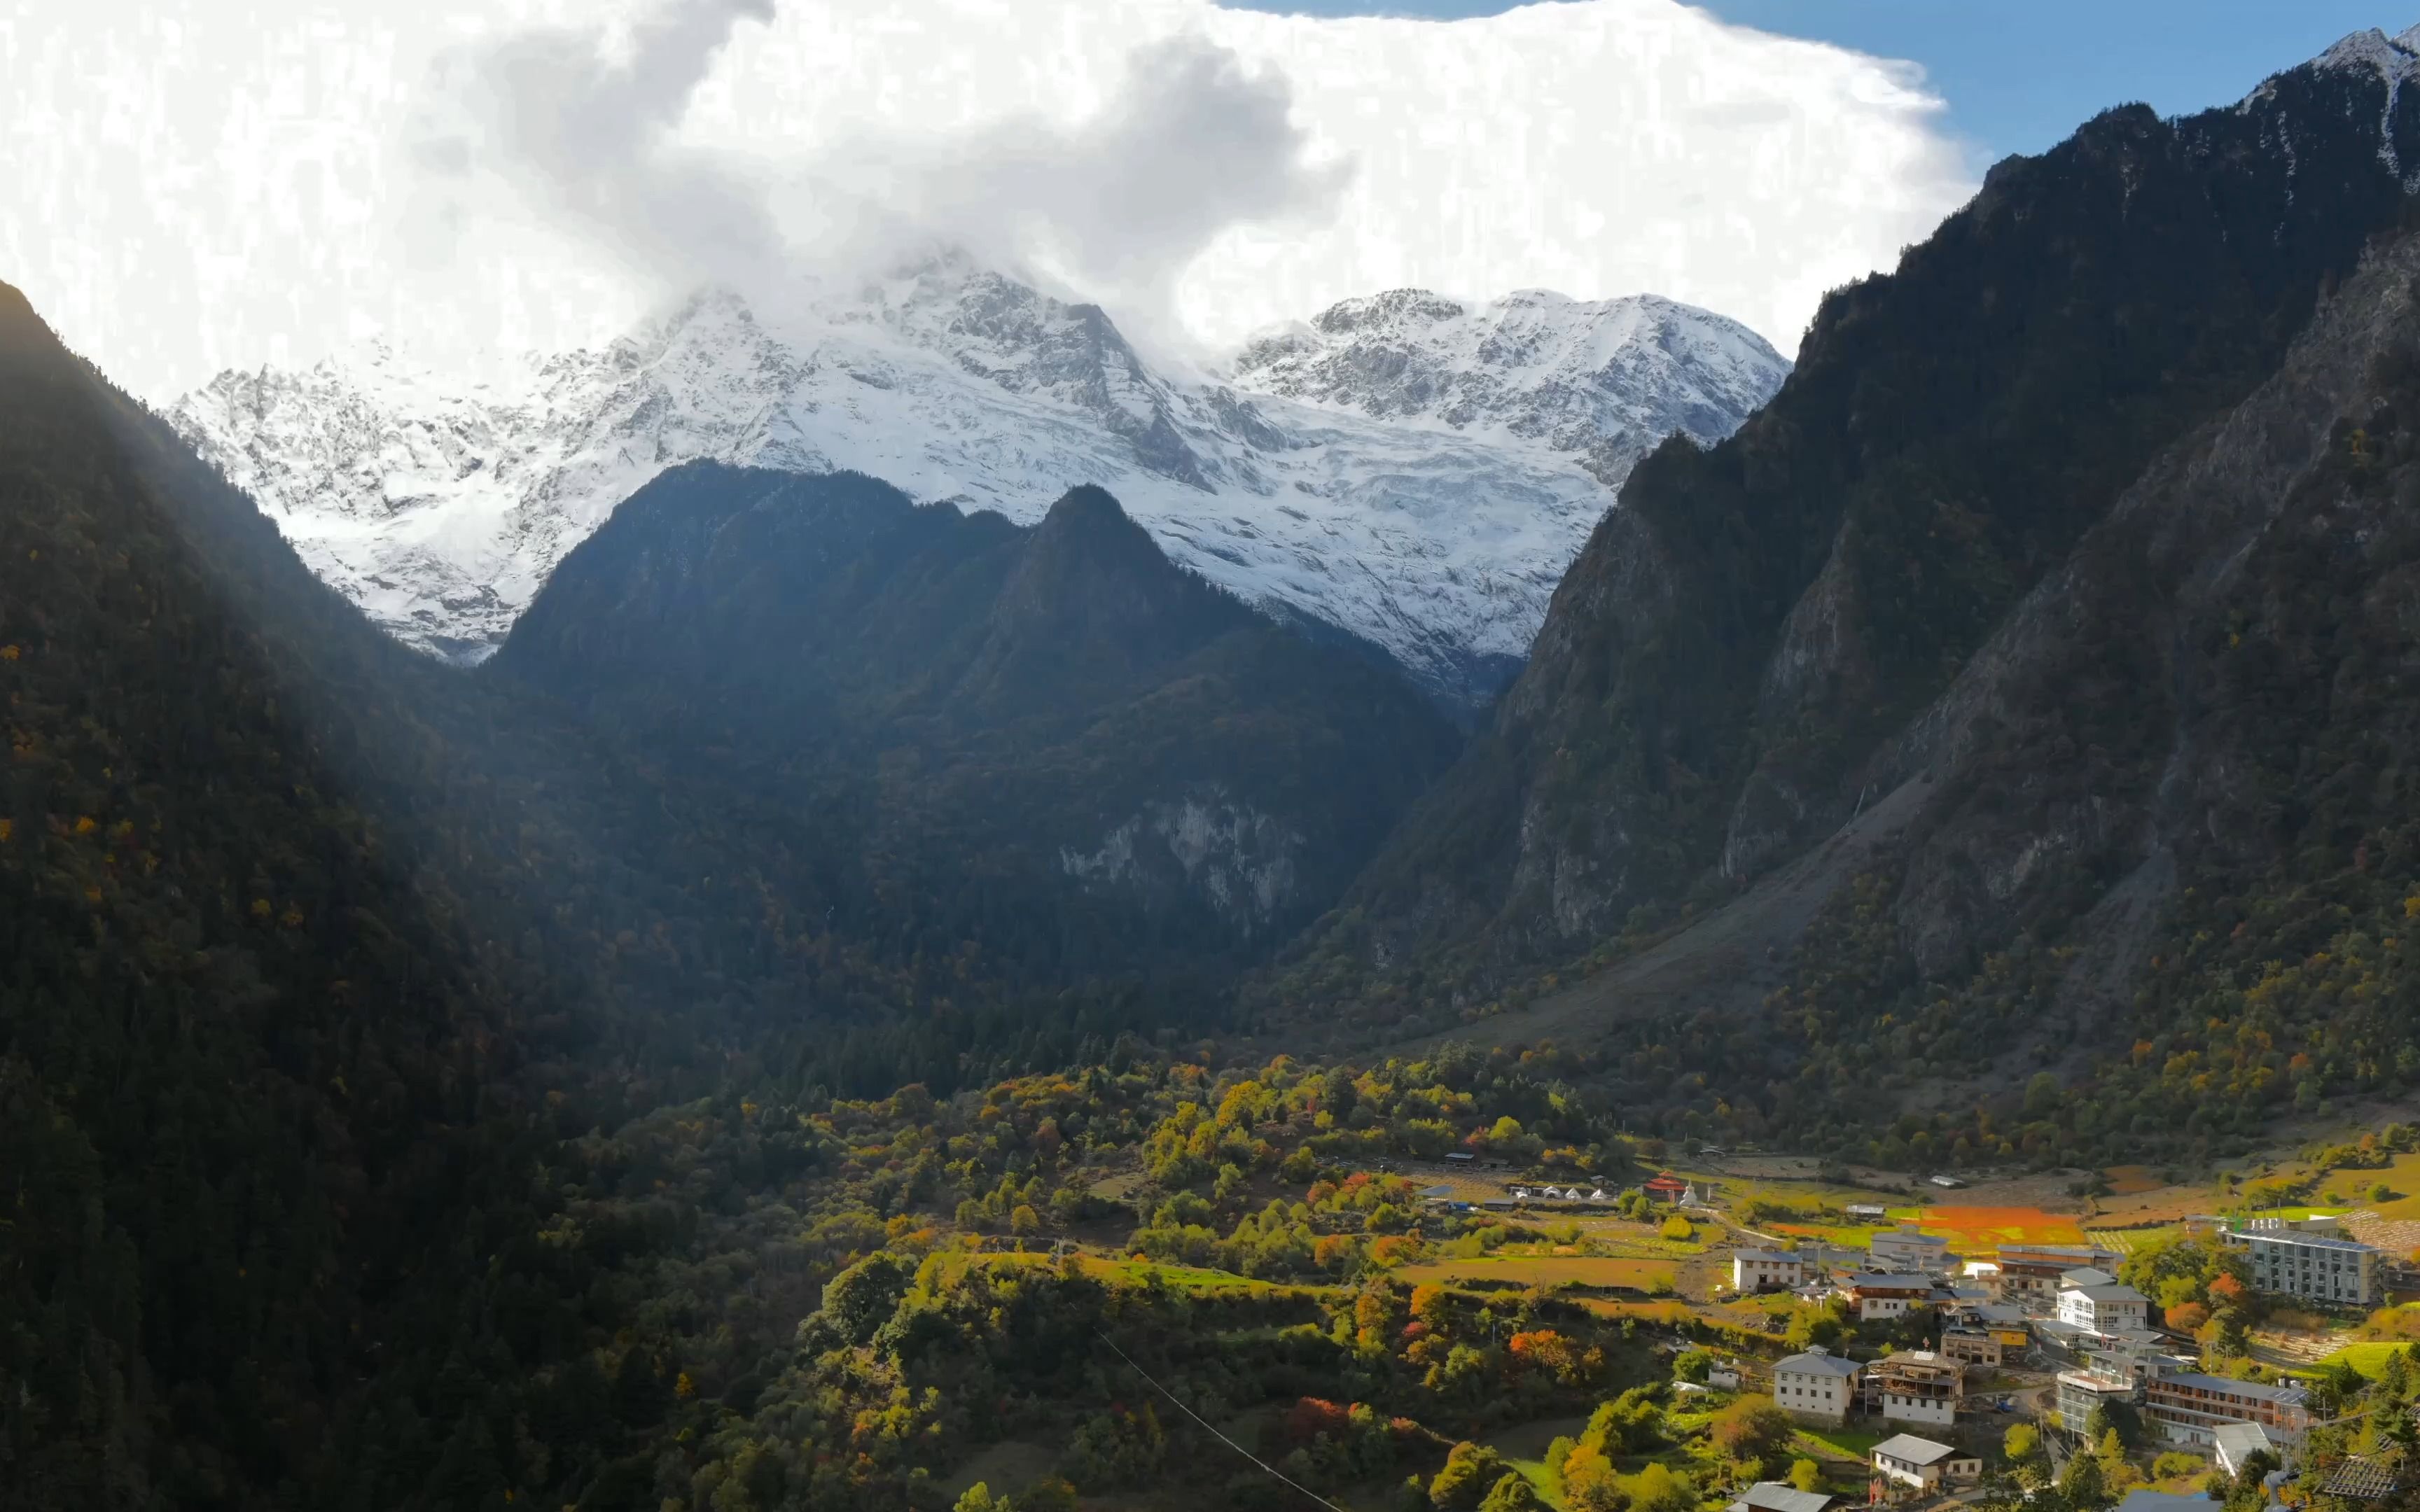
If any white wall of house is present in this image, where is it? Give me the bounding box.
[1879,1392,1956,1427]
[1776,1364,1856,1423]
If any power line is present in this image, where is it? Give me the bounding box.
[1093,1329,1358,1512]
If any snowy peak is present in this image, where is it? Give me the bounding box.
[2307,25,2420,83]
[167,260,1788,708]
[1231,286,1790,465]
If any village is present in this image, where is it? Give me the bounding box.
[1382,1149,2420,1512]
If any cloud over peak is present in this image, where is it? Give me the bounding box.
[0,0,1976,398]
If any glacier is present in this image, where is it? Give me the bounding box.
[168,255,1787,707]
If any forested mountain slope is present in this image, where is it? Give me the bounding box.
[1288,38,2420,1006]
[490,464,1462,954]
[1271,33,2420,1165]
[0,277,552,1505]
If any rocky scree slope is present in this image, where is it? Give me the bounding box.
[489,464,1464,946]
[167,258,1786,711]
[1291,29,2420,1040]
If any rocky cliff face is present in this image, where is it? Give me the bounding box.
[1311,29,2420,1023]
[169,255,1786,710]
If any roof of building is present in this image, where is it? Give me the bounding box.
[1999,1243,2115,1260]
[1841,1273,1938,1290]
[2113,1492,2218,1512]
[2153,1372,2307,1405]
[1734,1249,1800,1264]
[1846,1203,1891,1217]
[2240,1231,2380,1254]
[1730,1483,1835,1512]
[2213,1422,2286,1462]
[1875,1228,1949,1245]
[1777,1348,1863,1378]
[1872,1434,1960,1466]
[2062,1267,2118,1287]
[2064,1283,2150,1304]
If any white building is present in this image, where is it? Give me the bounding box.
[2230,1220,2382,1308]
[1871,1226,1952,1274]
[1872,1434,1980,1492]
[2058,1281,2151,1334]
[1774,1345,1862,1425]
[1733,1249,1806,1293]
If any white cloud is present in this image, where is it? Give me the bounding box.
[0,0,1975,400]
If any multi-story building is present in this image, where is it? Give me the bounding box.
[1996,1243,2120,1302]
[1872,1227,1952,1275]
[2058,1280,2150,1335]
[1939,1328,2003,1368]
[1733,1250,1805,1293]
[2228,1219,2382,1308]
[1865,1351,1964,1427]
[2140,1371,2311,1447]
[2056,1356,2147,1438]
[1774,1345,1862,1424]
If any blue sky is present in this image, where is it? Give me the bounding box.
[1223,0,2408,162]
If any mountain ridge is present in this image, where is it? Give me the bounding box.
[489,463,1465,944]
[166,258,1788,710]
[1272,29,2420,1149]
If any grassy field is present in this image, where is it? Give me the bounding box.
[1396,1254,1678,1293]
[1795,1426,1884,1460]
[1067,1255,1305,1295]
[1487,1416,1587,1509]
[2318,1341,2414,1379]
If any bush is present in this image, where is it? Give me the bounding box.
[1480,1473,1547,1512]
[1431,1443,1510,1511]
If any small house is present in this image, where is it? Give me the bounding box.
[1725,1483,1834,1512]
[1871,1226,1952,1275]
[1732,1249,1806,1294]
[1835,1273,1938,1321]
[1871,1434,1980,1492]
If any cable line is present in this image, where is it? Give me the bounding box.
[1093,1329,1356,1512]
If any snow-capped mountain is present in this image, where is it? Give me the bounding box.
[168,256,1788,707]
[1232,288,1790,486]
